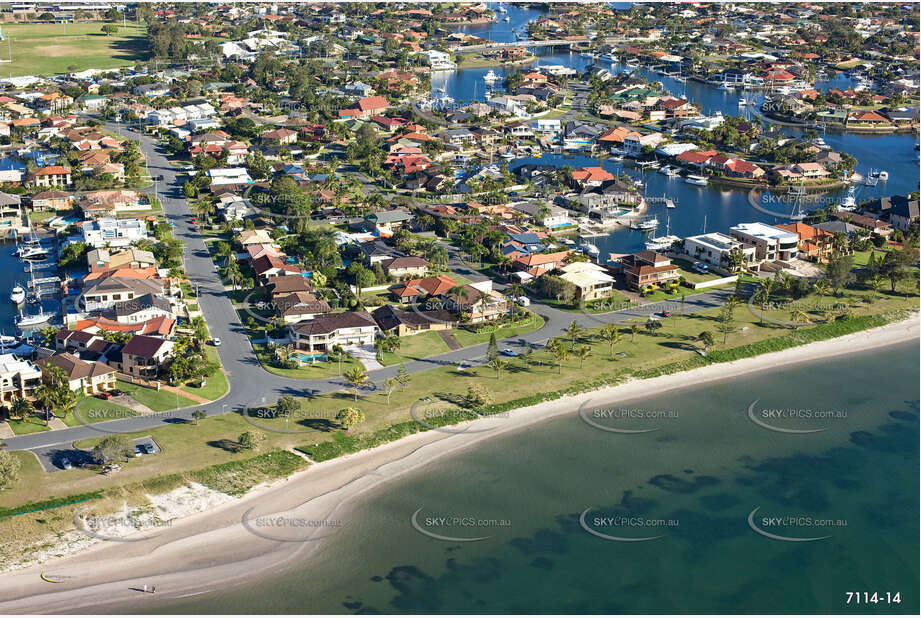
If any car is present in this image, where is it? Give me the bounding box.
[144,443,156,455]
[211,338,222,346]
[191,218,197,224]
[95,391,113,400]
[501,348,517,357]
[134,445,145,457]
[110,389,123,397]
[61,458,73,470]
[661,310,672,318]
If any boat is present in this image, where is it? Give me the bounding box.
[657,165,672,175]
[738,97,749,106]
[599,53,617,62]
[631,216,659,231]
[16,309,54,328]
[503,15,510,22]
[0,334,18,348]
[645,217,680,251]
[837,186,857,211]
[685,174,708,186]
[609,153,623,162]
[579,242,600,256]
[19,246,48,261]
[483,69,499,83]
[496,3,507,12]
[674,75,687,83]
[579,52,595,58]
[664,166,680,177]
[875,170,889,181]
[718,82,732,90]
[9,284,25,304]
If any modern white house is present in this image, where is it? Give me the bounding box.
[533,117,561,135]
[81,218,148,248]
[683,232,757,269]
[418,49,457,70]
[729,222,799,263]
[0,353,42,404]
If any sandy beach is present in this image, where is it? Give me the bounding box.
[0,316,917,614]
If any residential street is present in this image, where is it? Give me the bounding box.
[3,125,736,452]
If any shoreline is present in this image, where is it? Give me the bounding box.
[0,315,918,613]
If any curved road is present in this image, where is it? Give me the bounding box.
[4,125,737,452]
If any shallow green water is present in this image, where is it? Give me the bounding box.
[157,342,919,614]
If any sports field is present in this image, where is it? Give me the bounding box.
[0,21,149,77]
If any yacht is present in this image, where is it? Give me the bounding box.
[503,15,510,21]
[837,186,857,212]
[16,309,54,328]
[483,69,499,84]
[609,153,623,162]
[0,334,18,348]
[599,53,617,63]
[645,233,680,251]
[631,216,659,231]
[9,284,25,304]
[685,174,708,186]
[579,242,600,256]
[738,97,749,106]
[496,3,507,12]
[664,166,681,177]
[19,246,49,261]
[718,82,732,90]
[876,170,889,181]
[580,51,595,58]
[658,165,672,175]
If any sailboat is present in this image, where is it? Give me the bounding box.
[645,216,680,251]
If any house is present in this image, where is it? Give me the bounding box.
[571,166,614,188]
[0,192,22,232]
[372,304,456,336]
[238,229,275,247]
[441,280,510,324]
[723,159,766,179]
[289,311,378,352]
[623,132,665,155]
[121,335,175,379]
[617,251,681,291]
[683,232,757,269]
[791,162,830,179]
[273,291,331,323]
[81,218,148,248]
[265,274,313,300]
[80,276,165,312]
[30,190,73,211]
[252,254,303,282]
[730,222,799,263]
[364,209,413,234]
[30,165,72,187]
[888,197,920,232]
[512,201,572,228]
[338,95,390,119]
[381,256,429,279]
[558,262,615,301]
[512,250,571,276]
[0,353,42,404]
[87,247,157,272]
[261,128,298,145]
[37,353,116,395]
[776,222,835,262]
[390,275,457,303]
[78,190,144,217]
[112,293,175,324]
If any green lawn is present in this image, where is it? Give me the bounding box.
[639,285,697,303]
[115,380,198,412]
[851,249,889,267]
[1,21,149,77]
[181,347,231,402]
[380,330,451,366]
[6,417,50,435]
[452,312,545,347]
[70,396,138,426]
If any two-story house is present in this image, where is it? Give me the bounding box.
[289,311,379,352]
[121,335,175,380]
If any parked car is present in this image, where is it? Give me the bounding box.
[95,391,112,400]
[501,348,517,357]
[134,445,145,457]
[110,389,123,397]
[144,443,155,455]
[211,338,222,346]
[661,310,672,318]
[61,458,73,470]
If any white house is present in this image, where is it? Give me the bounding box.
[81,218,148,248]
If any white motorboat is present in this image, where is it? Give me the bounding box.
[609,153,623,161]
[685,174,708,186]
[631,216,659,231]
[9,284,25,304]
[645,234,680,251]
[738,97,749,106]
[600,53,617,62]
[483,69,499,83]
[837,186,857,211]
[503,15,510,22]
[19,246,48,261]
[0,334,18,347]
[718,82,732,90]
[579,242,600,256]
[16,310,54,327]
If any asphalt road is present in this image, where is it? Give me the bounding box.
[3,125,738,451]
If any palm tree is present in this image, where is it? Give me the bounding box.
[564,320,583,349]
[548,339,569,374]
[812,279,831,304]
[488,357,509,379]
[597,324,622,358]
[383,377,399,405]
[343,366,369,402]
[574,346,591,368]
[789,308,811,330]
[630,324,639,343]
[868,274,884,300]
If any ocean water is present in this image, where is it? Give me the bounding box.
[156,342,919,614]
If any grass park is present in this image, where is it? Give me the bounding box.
[0,21,149,77]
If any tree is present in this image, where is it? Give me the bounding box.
[812,279,831,303]
[698,330,715,352]
[487,357,508,379]
[344,366,369,402]
[564,320,583,349]
[237,431,265,451]
[789,308,811,330]
[644,318,663,335]
[382,377,399,405]
[92,435,133,464]
[716,306,736,344]
[396,363,410,391]
[574,346,591,368]
[598,324,622,358]
[547,339,569,374]
[486,332,499,361]
[277,395,300,416]
[630,324,640,343]
[101,24,119,36]
[192,410,207,425]
[0,449,20,490]
[824,253,854,296]
[33,366,76,420]
[336,407,365,430]
[466,383,493,408]
[879,248,916,293]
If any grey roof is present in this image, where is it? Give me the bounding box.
[113,293,172,318]
[291,310,377,336]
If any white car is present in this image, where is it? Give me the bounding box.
[212,338,222,346]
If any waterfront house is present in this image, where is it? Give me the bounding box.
[775,222,835,262]
[81,218,148,248]
[30,190,73,211]
[0,354,43,404]
[730,222,799,263]
[80,276,165,313]
[616,251,681,291]
[683,232,757,270]
[0,192,22,233]
[30,165,72,187]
